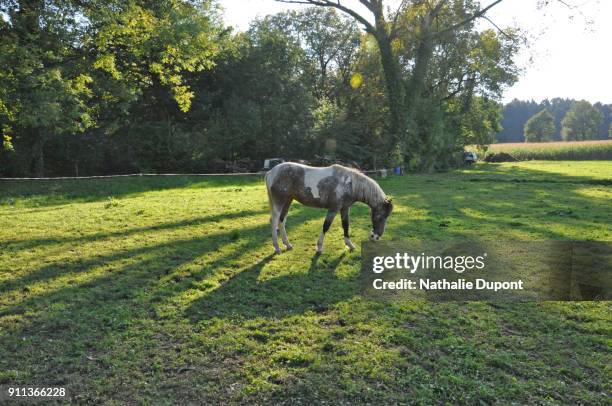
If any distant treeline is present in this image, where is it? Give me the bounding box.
[497,98,611,143]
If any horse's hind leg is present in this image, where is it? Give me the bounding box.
[278,200,292,250]
[341,207,356,251]
[316,210,337,254]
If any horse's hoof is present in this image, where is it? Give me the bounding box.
[274,248,282,254]
[285,244,293,250]
[346,245,355,252]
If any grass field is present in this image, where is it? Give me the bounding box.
[483,139,612,161]
[1,161,611,404]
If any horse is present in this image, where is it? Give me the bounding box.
[265,162,393,254]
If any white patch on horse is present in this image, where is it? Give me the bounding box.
[265,166,280,189]
[335,175,349,200]
[304,167,334,199]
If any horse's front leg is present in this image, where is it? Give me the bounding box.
[316,210,337,254]
[340,207,356,251]
[270,201,283,254]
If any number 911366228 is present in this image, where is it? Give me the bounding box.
[1,386,67,400]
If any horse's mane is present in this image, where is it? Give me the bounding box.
[333,165,386,206]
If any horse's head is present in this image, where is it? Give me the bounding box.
[370,197,393,241]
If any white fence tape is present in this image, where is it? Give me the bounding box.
[0,168,395,181]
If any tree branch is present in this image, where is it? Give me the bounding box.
[275,0,376,33]
[358,0,377,14]
[431,0,505,38]
[481,15,513,39]
[389,0,409,38]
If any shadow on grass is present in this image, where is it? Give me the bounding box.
[0,204,319,397]
[186,252,352,321]
[1,203,319,312]
[253,299,609,405]
[0,198,366,404]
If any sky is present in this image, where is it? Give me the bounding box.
[219,0,612,104]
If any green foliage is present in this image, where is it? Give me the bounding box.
[2,126,13,150]
[394,4,521,169]
[290,8,360,100]
[524,108,556,142]
[90,0,223,112]
[0,0,224,176]
[561,100,605,141]
[1,1,523,176]
[195,19,316,163]
[454,97,502,154]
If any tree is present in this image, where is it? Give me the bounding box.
[0,0,96,175]
[524,108,555,142]
[497,99,541,142]
[291,8,360,101]
[0,0,225,176]
[561,100,603,141]
[188,16,316,165]
[277,0,506,161]
[546,98,574,140]
[455,97,502,152]
[594,102,612,139]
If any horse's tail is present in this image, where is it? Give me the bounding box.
[264,170,273,216]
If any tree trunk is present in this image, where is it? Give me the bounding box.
[319,54,328,100]
[403,13,437,168]
[32,133,45,177]
[406,36,434,110]
[374,31,406,157]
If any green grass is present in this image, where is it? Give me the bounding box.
[481,140,612,161]
[1,161,611,404]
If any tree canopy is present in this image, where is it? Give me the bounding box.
[0,0,226,176]
[561,100,604,141]
[524,108,555,142]
[276,0,518,168]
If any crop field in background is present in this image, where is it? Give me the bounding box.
[483,139,612,161]
[0,161,611,404]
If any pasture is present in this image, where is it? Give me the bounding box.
[1,161,611,404]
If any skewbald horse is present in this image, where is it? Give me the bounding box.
[265,162,393,254]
